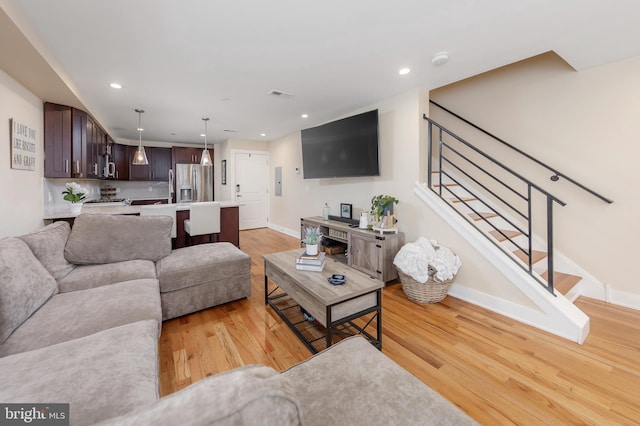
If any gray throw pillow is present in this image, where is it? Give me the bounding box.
[0,238,58,343]
[19,221,76,280]
[64,214,172,264]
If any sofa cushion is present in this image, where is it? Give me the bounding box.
[0,278,161,357]
[0,238,58,344]
[156,243,251,293]
[0,320,159,425]
[96,365,303,426]
[282,336,478,426]
[64,213,172,264]
[57,259,157,293]
[18,221,76,280]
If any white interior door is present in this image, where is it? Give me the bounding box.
[234,152,268,230]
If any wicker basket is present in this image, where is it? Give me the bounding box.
[397,267,456,304]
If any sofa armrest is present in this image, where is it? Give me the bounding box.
[96,365,303,426]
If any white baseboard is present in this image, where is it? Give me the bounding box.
[605,286,640,311]
[268,223,299,239]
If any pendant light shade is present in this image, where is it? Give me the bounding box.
[132,109,149,165]
[200,117,212,166]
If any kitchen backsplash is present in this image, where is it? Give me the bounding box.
[44,178,170,207]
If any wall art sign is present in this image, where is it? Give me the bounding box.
[10,118,37,171]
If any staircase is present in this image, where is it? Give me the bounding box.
[419,102,613,344]
[432,170,583,300]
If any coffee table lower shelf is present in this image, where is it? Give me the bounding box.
[266,285,382,354]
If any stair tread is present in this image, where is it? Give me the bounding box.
[489,229,523,242]
[451,197,477,203]
[468,212,498,221]
[433,183,458,187]
[541,271,582,295]
[512,249,547,264]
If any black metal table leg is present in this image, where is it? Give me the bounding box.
[326,305,332,349]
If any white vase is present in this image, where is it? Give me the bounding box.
[306,244,318,256]
[69,203,83,214]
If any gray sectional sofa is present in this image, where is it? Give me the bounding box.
[0,214,476,425]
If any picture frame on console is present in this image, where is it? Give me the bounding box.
[340,203,352,219]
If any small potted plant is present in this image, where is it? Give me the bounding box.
[62,182,89,214]
[302,226,322,255]
[370,194,399,229]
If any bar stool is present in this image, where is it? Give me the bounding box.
[184,201,221,246]
[140,204,177,247]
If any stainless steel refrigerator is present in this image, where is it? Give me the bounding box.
[174,163,213,203]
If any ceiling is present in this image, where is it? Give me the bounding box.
[2,0,640,145]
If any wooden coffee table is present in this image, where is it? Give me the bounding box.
[264,249,383,353]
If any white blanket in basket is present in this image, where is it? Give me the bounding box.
[393,237,461,283]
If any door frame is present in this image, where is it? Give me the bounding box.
[230,149,270,228]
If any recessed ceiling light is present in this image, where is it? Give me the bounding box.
[432,52,449,66]
[301,114,309,118]
[398,68,411,75]
[260,133,267,137]
[109,82,122,89]
[200,133,206,137]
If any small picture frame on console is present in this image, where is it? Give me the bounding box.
[340,203,352,219]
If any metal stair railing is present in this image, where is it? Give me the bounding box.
[425,115,566,295]
[429,100,613,204]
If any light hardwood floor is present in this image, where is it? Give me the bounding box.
[159,228,640,425]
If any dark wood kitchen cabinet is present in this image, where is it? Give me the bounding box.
[71,108,87,178]
[45,102,114,179]
[129,146,171,181]
[172,147,204,164]
[44,102,72,178]
[112,143,130,180]
[86,115,106,179]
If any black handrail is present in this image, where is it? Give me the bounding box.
[425,116,566,206]
[425,116,559,294]
[429,100,613,204]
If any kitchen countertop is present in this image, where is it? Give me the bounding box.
[43,201,241,220]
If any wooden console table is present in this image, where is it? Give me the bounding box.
[301,217,404,284]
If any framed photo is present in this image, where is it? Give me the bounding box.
[221,159,227,185]
[340,203,352,219]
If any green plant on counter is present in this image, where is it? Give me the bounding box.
[302,226,321,245]
[62,182,89,203]
[370,194,399,219]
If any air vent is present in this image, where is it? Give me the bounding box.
[224,129,237,133]
[267,89,295,99]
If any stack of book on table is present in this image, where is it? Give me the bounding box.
[296,251,325,272]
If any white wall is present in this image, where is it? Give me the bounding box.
[0,68,44,237]
[431,52,640,298]
[269,88,424,236]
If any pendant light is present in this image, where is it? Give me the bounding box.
[132,108,148,165]
[200,117,212,166]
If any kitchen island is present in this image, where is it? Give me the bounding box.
[44,202,241,248]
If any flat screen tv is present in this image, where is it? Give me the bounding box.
[301,109,379,179]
